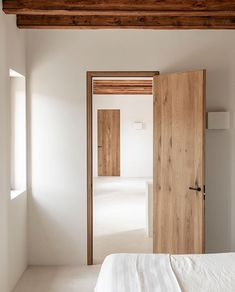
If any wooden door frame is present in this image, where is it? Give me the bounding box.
[87,71,159,265]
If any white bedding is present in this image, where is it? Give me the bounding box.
[95,253,235,292]
[95,254,181,292]
[171,253,235,292]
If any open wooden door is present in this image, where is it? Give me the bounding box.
[98,109,120,176]
[153,70,205,254]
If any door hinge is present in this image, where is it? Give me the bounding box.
[203,185,206,200]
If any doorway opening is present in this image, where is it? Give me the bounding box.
[87,70,206,266]
[87,71,158,265]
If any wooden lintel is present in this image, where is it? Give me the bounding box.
[93,80,153,95]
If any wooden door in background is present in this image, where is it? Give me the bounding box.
[98,109,120,176]
[153,70,206,254]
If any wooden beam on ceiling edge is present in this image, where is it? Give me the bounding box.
[17,15,235,29]
[3,0,235,15]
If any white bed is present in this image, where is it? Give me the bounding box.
[95,253,235,292]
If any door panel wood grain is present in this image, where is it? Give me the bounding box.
[153,70,205,254]
[98,109,120,176]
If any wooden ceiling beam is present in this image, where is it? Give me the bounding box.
[3,0,235,15]
[6,11,235,17]
[4,0,235,29]
[17,15,235,29]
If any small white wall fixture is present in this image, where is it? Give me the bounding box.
[207,112,230,130]
[133,121,144,130]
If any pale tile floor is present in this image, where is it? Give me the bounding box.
[13,265,101,292]
[93,177,153,264]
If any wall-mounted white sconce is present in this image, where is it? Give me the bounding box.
[133,122,144,130]
[207,112,230,130]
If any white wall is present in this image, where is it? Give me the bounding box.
[93,94,153,178]
[0,7,9,292]
[7,20,27,290]
[0,5,27,292]
[8,192,27,292]
[27,29,235,265]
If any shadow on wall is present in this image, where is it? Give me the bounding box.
[206,116,232,253]
[205,66,232,252]
[27,61,87,265]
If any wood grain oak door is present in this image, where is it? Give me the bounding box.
[98,109,120,176]
[153,70,206,254]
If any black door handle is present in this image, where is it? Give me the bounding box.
[189,187,201,192]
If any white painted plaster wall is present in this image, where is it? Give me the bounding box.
[26,29,235,265]
[0,6,27,292]
[93,94,153,178]
[8,192,27,292]
[0,7,9,292]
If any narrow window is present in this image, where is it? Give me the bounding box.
[9,69,26,199]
